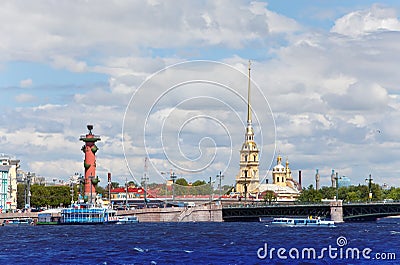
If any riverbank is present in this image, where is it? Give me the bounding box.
[0,204,223,223]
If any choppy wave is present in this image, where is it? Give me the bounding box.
[0,222,398,264]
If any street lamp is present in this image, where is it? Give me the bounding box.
[335,173,342,201]
[244,170,249,202]
[160,172,168,206]
[78,174,84,203]
[170,171,177,202]
[142,174,149,208]
[125,178,129,209]
[365,174,373,202]
[24,172,32,209]
[208,177,214,204]
[89,175,94,205]
[216,171,224,202]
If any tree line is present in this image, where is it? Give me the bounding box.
[18,180,400,209]
[17,183,107,209]
[298,184,400,203]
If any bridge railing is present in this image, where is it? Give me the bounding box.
[222,200,400,208]
[222,202,330,208]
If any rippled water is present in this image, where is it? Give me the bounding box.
[0,221,398,264]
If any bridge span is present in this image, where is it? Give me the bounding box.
[222,201,400,222]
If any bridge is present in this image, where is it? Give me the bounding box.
[222,201,400,222]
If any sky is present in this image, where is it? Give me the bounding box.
[1,0,400,189]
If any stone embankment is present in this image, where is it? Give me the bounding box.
[121,204,223,222]
[0,204,223,223]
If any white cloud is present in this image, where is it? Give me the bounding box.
[20,78,33,88]
[2,2,400,188]
[15,93,36,103]
[0,1,299,64]
[51,55,87,72]
[331,5,400,37]
[324,82,389,111]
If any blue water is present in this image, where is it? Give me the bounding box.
[0,222,399,264]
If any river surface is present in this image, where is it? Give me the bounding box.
[0,221,399,264]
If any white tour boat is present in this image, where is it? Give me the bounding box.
[116,215,139,224]
[270,217,335,227]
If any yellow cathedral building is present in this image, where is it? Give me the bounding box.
[234,61,300,201]
[235,61,260,199]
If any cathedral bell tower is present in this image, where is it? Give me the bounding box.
[235,61,260,199]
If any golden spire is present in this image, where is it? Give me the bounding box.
[247,60,251,124]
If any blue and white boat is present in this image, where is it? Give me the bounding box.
[116,215,139,224]
[60,204,118,225]
[2,218,34,226]
[270,217,335,227]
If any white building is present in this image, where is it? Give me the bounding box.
[0,155,20,212]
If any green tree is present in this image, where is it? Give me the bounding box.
[386,187,400,200]
[263,190,277,205]
[31,184,50,207]
[370,183,383,201]
[344,191,359,202]
[319,186,336,200]
[192,180,206,186]
[175,178,188,186]
[128,181,136,186]
[29,185,72,208]
[111,182,120,189]
[96,186,106,198]
[298,185,323,203]
[47,186,71,207]
[17,184,26,209]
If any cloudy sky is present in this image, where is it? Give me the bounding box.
[1,0,400,188]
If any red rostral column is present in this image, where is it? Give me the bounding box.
[80,125,101,200]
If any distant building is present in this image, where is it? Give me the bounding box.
[109,185,155,207]
[110,186,146,200]
[337,176,351,188]
[0,155,20,212]
[17,170,45,185]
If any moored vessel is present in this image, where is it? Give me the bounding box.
[116,215,139,224]
[37,209,62,225]
[60,203,118,225]
[269,216,335,227]
[2,218,34,226]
